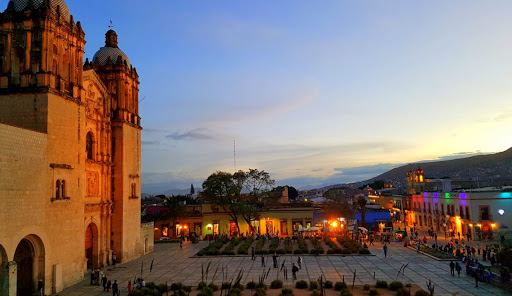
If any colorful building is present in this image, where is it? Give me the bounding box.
[202,203,314,237]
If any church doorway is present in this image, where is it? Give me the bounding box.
[85,223,99,267]
[14,235,45,296]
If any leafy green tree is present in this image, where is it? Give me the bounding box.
[202,171,243,234]
[369,181,385,190]
[324,188,354,221]
[287,186,299,200]
[356,197,367,227]
[233,169,275,234]
[162,196,186,237]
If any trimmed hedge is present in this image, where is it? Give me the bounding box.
[389,281,403,291]
[296,280,308,289]
[270,280,283,289]
[334,282,347,291]
[375,280,388,289]
[238,237,255,255]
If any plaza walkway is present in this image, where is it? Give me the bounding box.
[60,239,510,296]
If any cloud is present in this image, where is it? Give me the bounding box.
[422,150,486,162]
[494,110,512,122]
[166,128,216,141]
[277,163,402,190]
[142,140,160,145]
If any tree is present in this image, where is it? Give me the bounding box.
[190,184,195,195]
[202,169,275,236]
[235,169,275,234]
[202,171,243,235]
[162,196,186,237]
[287,186,299,200]
[323,188,354,221]
[368,180,384,190]
[356,197,367,227]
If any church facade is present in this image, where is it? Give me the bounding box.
[0,0,153,294]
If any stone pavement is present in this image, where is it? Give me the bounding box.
[60,240,510,296]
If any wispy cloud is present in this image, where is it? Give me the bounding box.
[142,140,161,145]
[166,128,216,141]
[494,110,512,122]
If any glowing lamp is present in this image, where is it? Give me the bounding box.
[499,209,505,216]
[332,222,338,227]
[179,226,183,229]
[184,225,187,229]
[492,224,495,228]
[469,224,473,227]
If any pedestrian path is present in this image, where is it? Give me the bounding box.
[60,240,509,296]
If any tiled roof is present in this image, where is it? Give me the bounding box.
[93,47,131,68]
[8,0,71,22]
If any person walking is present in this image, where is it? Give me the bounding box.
[292,263,299,280]
[434,233,437,242]
[456,262,462,277]
[383,244,388,258]
[128,280,132,293]
[370,236,374,246]
[112,280,119,296]
[273,253,278,268]
[251,247,256,261]
[297,256,302,269]
[90,269,95,285]
[180,238,183,249]
[475,272,479,288]
[261,254,265,267]
[102,274,108,291]
[106,280,112,292]
[112,253,117,265]
[449,261,455,276]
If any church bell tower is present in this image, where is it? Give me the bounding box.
[85,29,142,262]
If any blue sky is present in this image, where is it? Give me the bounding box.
[65,1,512,193]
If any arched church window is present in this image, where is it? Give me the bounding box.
[61,180,66,198]
[86,132,93,160]
[52,59,58,75]
[62,54,69,80]
[56,179,61,198]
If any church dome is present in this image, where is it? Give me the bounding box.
[92,30,132,68]
[6,0,71,22]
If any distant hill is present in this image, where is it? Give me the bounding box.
[365,147,512,187]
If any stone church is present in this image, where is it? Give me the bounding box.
[0,0,153,294]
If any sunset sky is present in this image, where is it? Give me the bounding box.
[68,0,512,193]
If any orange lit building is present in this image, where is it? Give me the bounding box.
[0,1,152,294]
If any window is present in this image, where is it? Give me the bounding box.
[62,54,69,80]
[86,132,93,160]
[441,204,445,215]
[480,206,490,221]
[61,180,66,197]
[55,179,66,199]
[460,206,464,219]
[56,180,61,198]
[131,183,137,198]
[465,207,470,220]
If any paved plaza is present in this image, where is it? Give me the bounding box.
[61,240,510,296]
